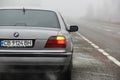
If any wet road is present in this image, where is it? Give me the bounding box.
[71,32,120,80]
[74,20,120,61]
[71,20,120,80]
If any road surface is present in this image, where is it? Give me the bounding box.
[75,20,120,61]
[71,19,120,80]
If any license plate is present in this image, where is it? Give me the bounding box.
[0,40,33,48]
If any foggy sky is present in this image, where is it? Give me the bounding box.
[0,0,120,22]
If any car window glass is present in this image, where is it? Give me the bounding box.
[0,9,60,28]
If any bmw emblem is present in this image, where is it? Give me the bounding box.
[14,32,19,38]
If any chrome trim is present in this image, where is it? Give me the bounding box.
[0,50,65,53]
[0,50,72,55]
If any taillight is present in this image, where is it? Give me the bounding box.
[45,36,66,48]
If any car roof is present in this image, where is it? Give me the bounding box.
[0,7,58,13]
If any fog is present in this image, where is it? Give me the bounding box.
[0,0,120,23]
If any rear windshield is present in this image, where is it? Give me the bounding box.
[0,9,60,28]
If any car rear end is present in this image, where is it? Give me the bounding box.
[0,8,73,73]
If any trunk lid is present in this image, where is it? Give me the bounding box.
[0,26,61,50]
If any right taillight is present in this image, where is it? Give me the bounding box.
[45,36,66,48]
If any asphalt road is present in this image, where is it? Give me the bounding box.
[71,19,120,80]
[75,20,120,61]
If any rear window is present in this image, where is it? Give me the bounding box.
[0,9,60,28]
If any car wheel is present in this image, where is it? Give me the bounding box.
[60,60,72,80]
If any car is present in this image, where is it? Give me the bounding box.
[0,7,78,80]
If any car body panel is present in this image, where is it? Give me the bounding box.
[0,8,74,73]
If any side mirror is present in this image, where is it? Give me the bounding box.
[69,25,78,32]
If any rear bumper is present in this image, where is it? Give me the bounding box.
[0,56,71,65]
[0,52,72,65]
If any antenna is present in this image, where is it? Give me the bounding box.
[23,7,25,15]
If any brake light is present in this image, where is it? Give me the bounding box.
[45,36,66,48]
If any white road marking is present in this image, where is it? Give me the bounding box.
[76,32,120,67]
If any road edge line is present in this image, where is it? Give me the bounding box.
[76,32,120,67]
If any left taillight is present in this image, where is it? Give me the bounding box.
[45,36,66,48]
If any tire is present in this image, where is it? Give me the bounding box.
[65,62,72,80]
[61,59,73,80]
